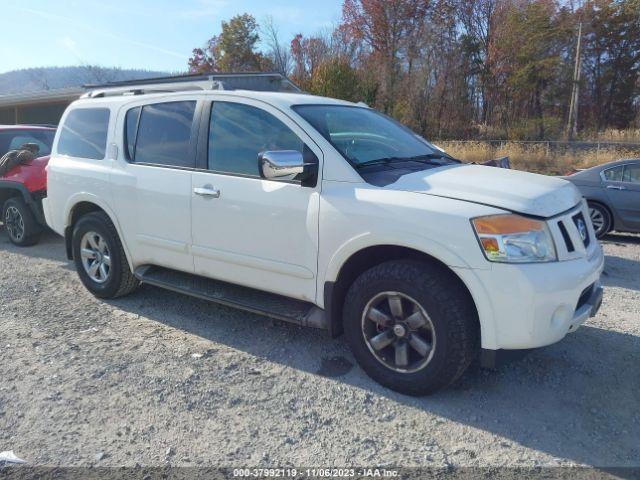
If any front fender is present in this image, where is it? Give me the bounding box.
[322,231,482,287]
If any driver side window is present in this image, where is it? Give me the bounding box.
[208,102,304,177]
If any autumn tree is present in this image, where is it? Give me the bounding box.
[309,58,361,101]
[186,3,640,140]
[188,14,272,73]
[341,0,431,112]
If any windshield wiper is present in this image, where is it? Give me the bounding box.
[354,153,458,169]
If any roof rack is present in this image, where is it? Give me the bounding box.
[81,72,301,99]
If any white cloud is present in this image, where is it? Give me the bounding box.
[268,6,304,25]
[59,36,78,53]
[179,0,230,19]
[10,4,185,60]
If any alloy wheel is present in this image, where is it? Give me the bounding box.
[4,206,24,242]
[589,207,605,236]
[80,231,112,283]
[361,291,436,373]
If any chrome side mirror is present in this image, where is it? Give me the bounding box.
[258,150,305,179]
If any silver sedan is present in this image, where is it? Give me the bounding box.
[564,159,640,238]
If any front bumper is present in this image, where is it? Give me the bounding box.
[480,283,603,368]
[454,239,605,351]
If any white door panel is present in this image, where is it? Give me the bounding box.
[191,173,319,300]
[111,164,193,272]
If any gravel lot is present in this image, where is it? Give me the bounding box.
[0,228,638,471]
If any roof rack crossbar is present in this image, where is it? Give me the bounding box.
[81,80,228,99]
[80,73,301,99]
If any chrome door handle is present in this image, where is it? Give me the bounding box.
[606,185,626,191]
[194,186,220,198]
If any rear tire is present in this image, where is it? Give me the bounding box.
[588,202,611,239]
[343,260,479,396]
[72,212,139,298]
[2,197,41,246]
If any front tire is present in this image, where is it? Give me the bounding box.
[2,197,41,246]
[72,212,139,298]
[343,260,479,396]
[588,202,611,239]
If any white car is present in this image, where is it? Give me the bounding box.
[43,84,604,395]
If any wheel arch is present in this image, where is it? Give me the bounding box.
[324,244,481,340]
[64,197,133,269]
[0,180,34,210]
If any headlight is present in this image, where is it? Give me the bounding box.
[472,214,557,263]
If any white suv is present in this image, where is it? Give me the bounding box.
[44,83,604,395]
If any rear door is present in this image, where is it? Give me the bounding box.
[603,163,640,230]
[111,97,200,273]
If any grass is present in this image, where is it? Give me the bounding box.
[579,128,640,143]
[437,141,640,175]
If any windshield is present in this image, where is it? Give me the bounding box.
[293,105,454,167]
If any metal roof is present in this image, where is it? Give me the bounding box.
[0,87,84,108]
[0,72,301,108]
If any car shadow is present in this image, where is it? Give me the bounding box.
[602,255,640,292]
[601,232,640,246]
[2,228,639,468]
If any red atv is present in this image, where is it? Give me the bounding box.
[0,125,56,246]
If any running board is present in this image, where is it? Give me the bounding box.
[134,265,327,330]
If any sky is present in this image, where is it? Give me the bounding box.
[0,0,344,74]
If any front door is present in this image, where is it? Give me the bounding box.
[192,100,322,301]
[191,99,321,301]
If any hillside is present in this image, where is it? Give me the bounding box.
[0,66,171,95]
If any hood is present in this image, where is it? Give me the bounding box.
[20,155,50,167]
[386,164,582,218]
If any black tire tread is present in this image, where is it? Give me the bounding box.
[2,196,41,246]
[587,201,612,239]
[343,260,479,396]
[74,211,139,298]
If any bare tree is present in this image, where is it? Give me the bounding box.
[261,15,292,76]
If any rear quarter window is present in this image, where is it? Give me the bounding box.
[602,166,624,182]
[57,108,110,160]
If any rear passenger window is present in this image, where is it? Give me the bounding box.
[208,102,304,176]
[603,166,623,182]
[57,108,110,160]
[623,165,640,184]
[129,101,196,168]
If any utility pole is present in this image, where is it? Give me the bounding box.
[567,22,583,141]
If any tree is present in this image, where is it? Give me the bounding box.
[581,0,640,130]
[341,0,432,112]
[262,16,292,76]
[188,14,272,73]
[309,58,362,101]
[491,0,571,139]
[188,37,219,73]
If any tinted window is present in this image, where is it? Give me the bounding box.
[623,164,640,184]
[133,101,196,168]
[0,129,55,157]
[603,166,624,182]
[57,108,110,160]
[208,102,303,176]
[124,107,141,161]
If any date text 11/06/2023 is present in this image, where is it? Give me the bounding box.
[232,468,399,478]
